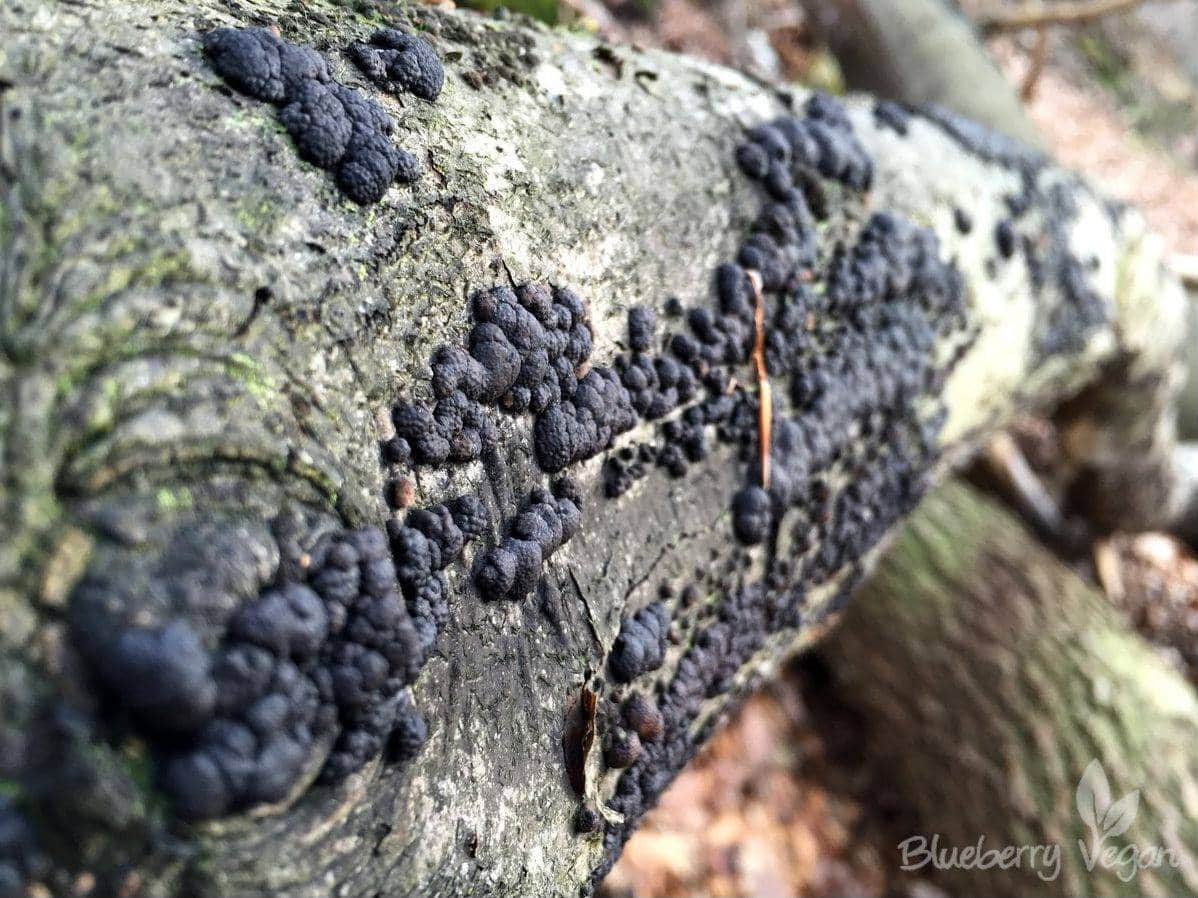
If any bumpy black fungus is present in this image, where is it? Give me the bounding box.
[392,283,619,478]
[202,27,421,203]
[72,491,486,822]
[872,99,910,136]
[0,802,40,898]
[736,94,873,202]
[627,306,657,352]
[608,602,669,683]
[535,369,637,472]
[995,219,1016,259]
[349,29,445,101]
[731,485,771,545]
[909,105,1107,359]
[97,619,217,734]
[386,693,428,764]
[474,481,581,602]
[587,94,979,889]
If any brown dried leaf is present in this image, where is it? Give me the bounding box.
[562,686,597,797]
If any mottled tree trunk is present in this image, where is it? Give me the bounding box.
[820,481,1198,897]
[0,0,1185,896]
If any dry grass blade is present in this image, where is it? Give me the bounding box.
[748,269,771,490]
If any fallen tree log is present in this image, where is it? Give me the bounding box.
[0,1,1185,895]
[817,480,1198,896]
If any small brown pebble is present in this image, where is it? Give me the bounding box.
[389,477,415,509]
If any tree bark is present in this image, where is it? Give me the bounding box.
[797,0,1044,147]
[818,480,1198,896]
[0,1,1185,896]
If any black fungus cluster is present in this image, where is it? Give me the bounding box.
[349,29,445,101]
[0,802,41,898]
[585,93,979,884]
[953,207,973,235]
[535,369,638,473]
[382,283,624,607]
[590,575,848,883]
[202,27,424,203]
[731,485,771,545]
[621,692,663,744]
[73,498,484,820]
[872,99,910,136]
[601,442,656,497]
[599,143,964,549]
[995,219,1016,259]
[911,104,1107,358]
[157,524,420,818]
[736,93,873,196]
[608,602,669,683]
[387,284,599,472]
[473,480,581,602]
[600,691,663,774]
[603,725,642,769]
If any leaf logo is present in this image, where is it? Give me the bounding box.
[1077,759,1140,842]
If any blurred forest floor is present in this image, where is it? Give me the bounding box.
[426,0,1198,892]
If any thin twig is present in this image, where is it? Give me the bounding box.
[747,270,771,490]
[983,432,1065,536]
[1093,538,1125,601]
[976,0,1152,34]
[1020,25,1049,102]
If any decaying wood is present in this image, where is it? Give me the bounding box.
[0,0,1187,895]
[819,480,1198,896]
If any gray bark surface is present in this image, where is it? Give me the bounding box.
[0,1,1184,895]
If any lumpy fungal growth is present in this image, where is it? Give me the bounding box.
[202,27,422,203]
[603,727,642,768]
[388,284,604,474]
[349,29,445,101]
[731,485,771,545]
[995,219,1016,259]
[585,92,987,885]
[622,693,663,743]
[71,496,485,819]
[911,103,1107,357]
[608,602,669,683]
[473,480,581,602]
[872,99,910,136]
[0,802,41,898]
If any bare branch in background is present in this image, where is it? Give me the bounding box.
[975,0,1155,35]
[1019,25,1050,100]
